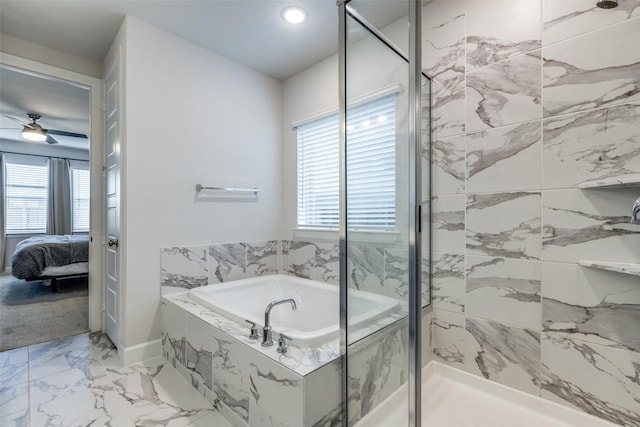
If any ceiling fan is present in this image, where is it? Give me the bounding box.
[1,113,88,145]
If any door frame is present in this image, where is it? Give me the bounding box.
[0,52,105,332]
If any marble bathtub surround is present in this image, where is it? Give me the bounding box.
[543,0,640,45]
[542,188,640,263]
[209,243,247,284]
[161,240,279,292]
[466,256,541,331]
[543,103,640,189]
[162,293,409,427]
[246,240,279,278]
[161,245,209,290]
[541,332,640,427]
[542,261,640,353]
[542,18,640,118]
[466,192,542,260]
[466,51,542,132]
[162,299,186,365]
[432,135,466,195]
[466,121,542,193]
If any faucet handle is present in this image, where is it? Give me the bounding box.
[277,333,292,354]
[245,320,259,340]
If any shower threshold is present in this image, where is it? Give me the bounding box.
[355,362,618,427]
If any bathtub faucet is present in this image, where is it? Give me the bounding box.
[262,298,297,347]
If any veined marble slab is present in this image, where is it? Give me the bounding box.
[432,135,465,195]
[577,260,640,277]
[432,75,466,138]
[433,195,466,255]
[432,252,465,314]
[543,18,640,117]
[161,245,208,290]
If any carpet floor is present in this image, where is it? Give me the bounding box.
[0,274,89,351]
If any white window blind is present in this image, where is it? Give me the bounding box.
[71,167,90,232]
[5,161,49,234]
[297,94,396,229]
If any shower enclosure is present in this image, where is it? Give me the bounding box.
[338,1,430,425]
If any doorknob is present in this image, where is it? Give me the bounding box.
[108,239,119,247]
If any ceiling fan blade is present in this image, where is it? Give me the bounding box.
[46,134,59,145]
[2,114,33,129]
[47,129,88,139]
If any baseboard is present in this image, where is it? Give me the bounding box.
[121,339,162,366]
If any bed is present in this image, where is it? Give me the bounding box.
[10,234,89,292]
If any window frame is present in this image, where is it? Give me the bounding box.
[70,160,90,234]
[4,154,50,235]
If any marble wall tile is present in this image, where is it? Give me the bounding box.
[542,262,640,352]
[209,243,247,284]
[466,192,541,260]
[249,352,304,427]
[347,323,408,424]
[465,0,541,69]
[432,309,467,369]
[541,332,640,426]
[466,121,542,193]
[422,309,433,368]
[384,248,408,301]
[163,301,186,366]
[543,18,640,117]
[466,256,541,331]
[432,75,466,138]
[347,244,384,294]
[284,241,316,279]
[246,240,279,278]
[303,359,342,427]
[432,252,465,314]
[542,188,640,263]
[433,195,466,254]
[161,245,208,290]
[466,52,542,132]
[211,328,250,423]
[422,12,465,81]
[314,242,339,285]
[432,135,465,195]
[186,313,214,391]
[543,0,640,46]
[465,317,541,395]
[543,103,640,189]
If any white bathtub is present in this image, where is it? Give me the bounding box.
[188,275,400,347]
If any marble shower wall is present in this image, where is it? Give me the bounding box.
[424,1,640,425]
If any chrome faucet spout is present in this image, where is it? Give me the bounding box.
[261,298,297,347]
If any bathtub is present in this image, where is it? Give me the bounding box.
[188,275,400,347]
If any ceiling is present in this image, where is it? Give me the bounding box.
[0,0,407,151]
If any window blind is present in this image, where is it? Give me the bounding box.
[72,167,90,232]
[5,161,49,234]
[297,94,396,229]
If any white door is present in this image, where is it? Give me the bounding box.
[104,54,121,346]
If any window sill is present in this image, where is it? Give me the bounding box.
[293,227,400,245]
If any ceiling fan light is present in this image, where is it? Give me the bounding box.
[21,126,47,142]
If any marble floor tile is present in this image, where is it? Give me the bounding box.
[0,347,28,368]
[0,333,232,427]
[0,383,29,420]
[0,363,28,388]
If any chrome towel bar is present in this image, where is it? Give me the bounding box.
[195,184,260,194]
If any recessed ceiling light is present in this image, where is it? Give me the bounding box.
[282,6,307,24]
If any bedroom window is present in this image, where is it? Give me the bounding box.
[71,167,90,233]
[296,94,397,230]
[5,160,49,234]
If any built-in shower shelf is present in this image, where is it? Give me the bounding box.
[578,173,640,189]
[578,260,640,277]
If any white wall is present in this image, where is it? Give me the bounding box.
[119,17,283,350]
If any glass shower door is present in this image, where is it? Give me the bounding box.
[339,2,428,425]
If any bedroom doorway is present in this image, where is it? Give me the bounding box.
[0,55,104,351]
